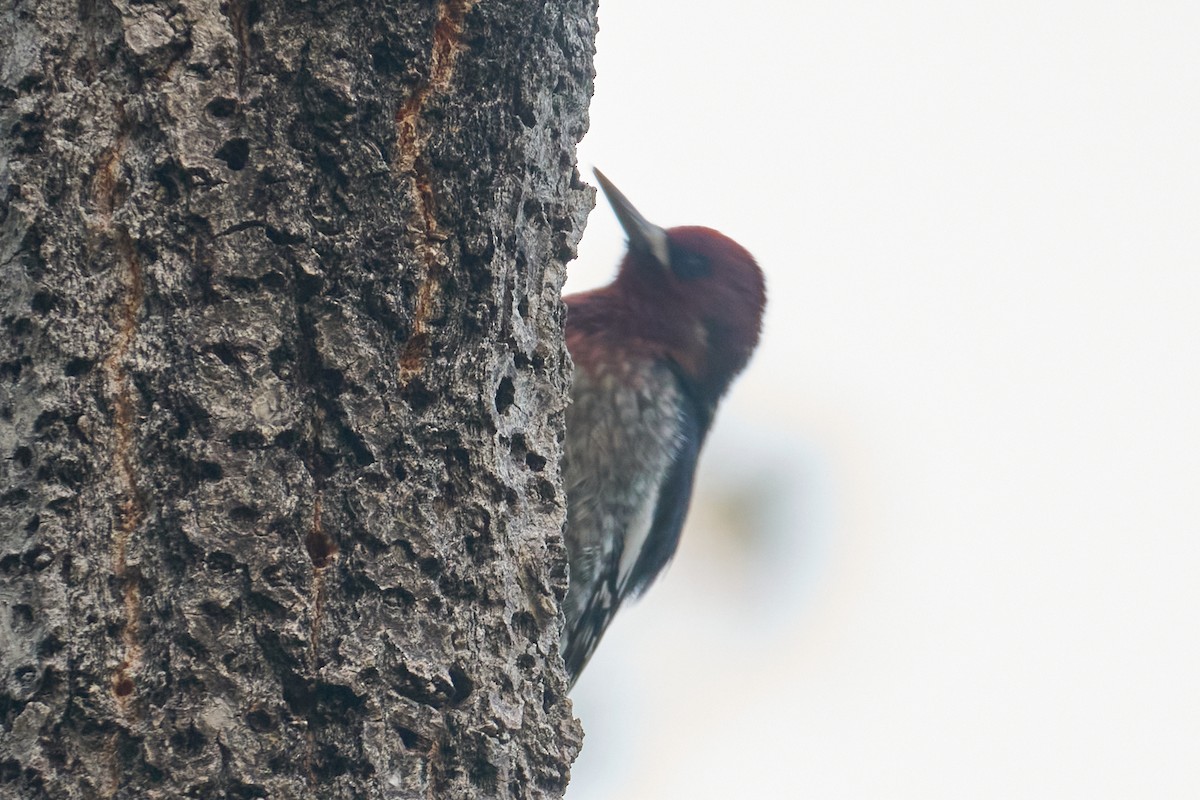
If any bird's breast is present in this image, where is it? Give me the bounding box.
[560,357,687,622]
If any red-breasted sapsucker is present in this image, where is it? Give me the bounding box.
[560,169,766,685]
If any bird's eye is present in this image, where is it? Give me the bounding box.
[669,245,711,280]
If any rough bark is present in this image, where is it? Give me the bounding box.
[0,0,594,797]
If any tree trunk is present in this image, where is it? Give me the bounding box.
[0,0,593,797]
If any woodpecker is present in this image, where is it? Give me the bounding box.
[560,169,766,685]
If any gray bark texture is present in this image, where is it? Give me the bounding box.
[0,0,595,797]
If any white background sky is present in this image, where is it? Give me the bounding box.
[563,1,1199,797]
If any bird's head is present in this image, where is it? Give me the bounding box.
[586,168,766,404]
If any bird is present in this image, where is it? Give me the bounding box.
[560,168,766,685]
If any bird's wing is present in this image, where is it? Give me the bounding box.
[622,386,707,598]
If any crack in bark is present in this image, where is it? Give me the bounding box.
[305,493,336,788]
[395,0,478,383]
[95,127,146,714]
[104,730,123,799]
[107,229,145,712]
[306,493,335,665]
[221,0,253,94]
[94,134,126,219]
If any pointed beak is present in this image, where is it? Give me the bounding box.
[593,168,672,270]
